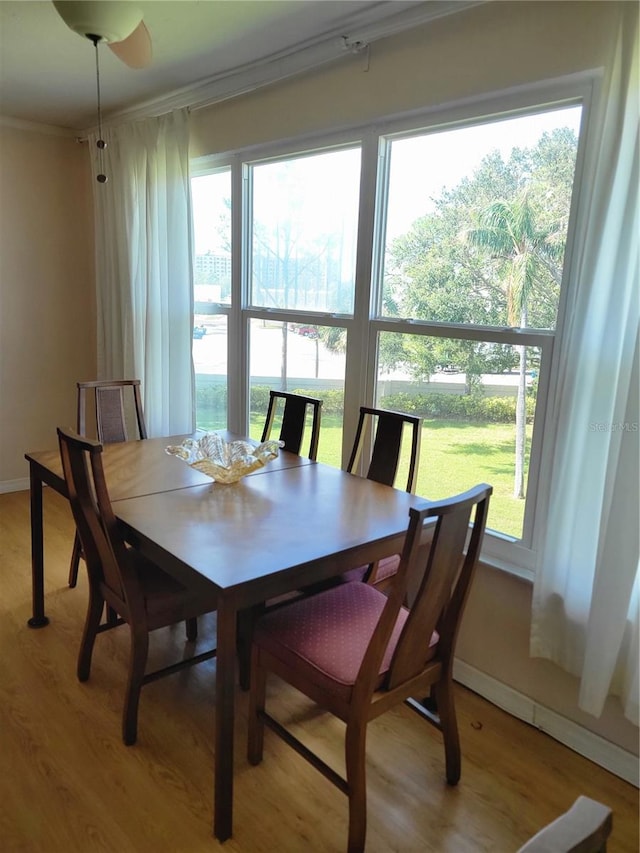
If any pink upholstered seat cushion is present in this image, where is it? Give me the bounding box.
[372,553,401,583]
[339,553,401,585]
[254,581,438,701]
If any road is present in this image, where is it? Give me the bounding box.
[192,317,527,390]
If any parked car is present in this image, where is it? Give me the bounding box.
[296,325,319,339]
[193,325,206,339]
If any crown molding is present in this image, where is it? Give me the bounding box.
[343,0,483,48]
[88,0,484,132]
[0,114,78,137]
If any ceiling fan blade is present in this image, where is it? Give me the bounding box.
[108,20,152,68]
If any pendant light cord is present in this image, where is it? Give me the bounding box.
[90,35,107,183]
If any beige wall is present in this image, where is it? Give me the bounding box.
[0,124,95,484]
[190,1,618,156]
[459,564,639,756]
[190,1,638,761]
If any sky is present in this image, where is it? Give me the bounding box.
[386,105,583,239]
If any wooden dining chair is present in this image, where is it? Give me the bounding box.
[68,379,147,588]
[261,390,323,460]
[341,405,423,588]
[57,427,218,746]
[237,389,322,685]
[517,796,612,853]
[247,483,492,853]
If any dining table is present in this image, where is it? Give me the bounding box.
[24,432,308,627]
[24,432,423,842]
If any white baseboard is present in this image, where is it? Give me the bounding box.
[453,659,639,787]
[0,477,29,494]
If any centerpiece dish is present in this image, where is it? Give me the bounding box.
[165,433,282,484]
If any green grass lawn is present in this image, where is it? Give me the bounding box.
[246,412,529,539]
[413,419,529,539]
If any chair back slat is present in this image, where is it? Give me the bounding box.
[77,379,147,443]
[261,390,322,460]
[96,387,128,443]
[387,485,491,690]
[368,415,404,486]
[279,394,307,455]
[347,406,422,494]
[388,506,472,687]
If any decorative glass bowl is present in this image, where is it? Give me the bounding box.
[165,433,282,484]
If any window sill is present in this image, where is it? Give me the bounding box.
[480,533,536,582]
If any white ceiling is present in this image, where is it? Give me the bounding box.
[0,0,476,133]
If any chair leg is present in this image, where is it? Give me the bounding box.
[122,624,149,746]
[247,647,267,765]
[345,720,368,853]
[186,617,198,641]
[419,684,439,715]
[68,532,82,587]
[434,677,461,785]
[77,585,104,682]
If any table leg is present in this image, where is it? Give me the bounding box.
[28,466,49,628]
[214,599,237,841]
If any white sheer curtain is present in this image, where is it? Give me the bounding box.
[89,108,195,436]
[531,4,639,724]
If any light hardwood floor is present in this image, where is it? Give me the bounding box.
[1,487,637,853]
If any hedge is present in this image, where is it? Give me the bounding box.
[195,382,535,424]
[381,391,535,424]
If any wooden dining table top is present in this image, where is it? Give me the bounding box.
[25,432,310,502]
[114,461,420,604]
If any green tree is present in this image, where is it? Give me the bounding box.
[465,191,564,498]
[383,149,526,383]
[382,126,578,499]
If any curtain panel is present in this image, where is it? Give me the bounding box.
[88,108,195,437]
[531,4,639,724]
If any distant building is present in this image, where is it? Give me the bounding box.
[195,248,348,311]
[195,252,231,284]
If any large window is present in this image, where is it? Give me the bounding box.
[372,107,582,542]
[190,87,586,573]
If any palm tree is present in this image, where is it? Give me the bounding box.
[466,192,562,499]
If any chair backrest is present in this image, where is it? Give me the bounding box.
[347,406,423,493]
[517,796,612,853]
[261,390,323,460]
[57,427,141,614]
[77,379,147,444]
[357,484,492,700]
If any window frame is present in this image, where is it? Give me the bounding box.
[190,71,598,578]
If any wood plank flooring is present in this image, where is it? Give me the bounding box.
[1,487,637,852]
